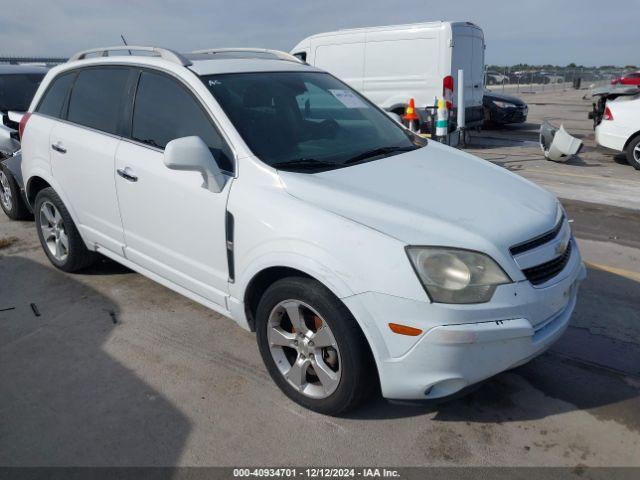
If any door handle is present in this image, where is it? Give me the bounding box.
[117,167,138,182]
[51,143,67,154]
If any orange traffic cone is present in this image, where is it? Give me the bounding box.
[403,98,419,122]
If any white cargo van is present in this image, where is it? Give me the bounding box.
[291,21,486,128]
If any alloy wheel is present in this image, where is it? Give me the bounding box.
[39,200,69,262]
[0,170,12,211]
[267,300,342,399]
[634,144,640,162]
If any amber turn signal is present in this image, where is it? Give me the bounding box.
[388,323,423,336]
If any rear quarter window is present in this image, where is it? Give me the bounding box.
[36,73,75,118]
[67,67,130,134]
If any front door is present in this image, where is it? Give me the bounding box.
[114,70,235,307]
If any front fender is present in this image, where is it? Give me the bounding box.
[2,152,24,187]
[234,249,355,303]
[1,152,30,211]
[227,247,354,331]
[228,249,391,365]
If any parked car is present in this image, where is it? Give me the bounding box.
[541,74,564,84]
[595,93,640,169]
[483,91,528,125]
[611,71,640,86]
[589,84,639,127]
[485,71,509,85]
[21,46,585,414]
[0,64,47,134]
[291,21,486,129]
[0,150,31,220]
[0,65,47,220]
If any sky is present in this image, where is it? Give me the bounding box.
[1,0,638,66]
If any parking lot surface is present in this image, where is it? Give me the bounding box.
[1,87,639,467]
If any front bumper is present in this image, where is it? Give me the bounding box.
[489,105,528,124]
[343,244,586,400]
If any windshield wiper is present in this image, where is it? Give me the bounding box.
[344,146,417,165]
[271,158,340,171]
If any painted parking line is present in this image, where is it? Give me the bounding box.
[585,261,640,282]
[521,169,640,186]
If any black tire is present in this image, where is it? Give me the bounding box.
[0,165,32,220]
[34,187,97,272]
[626,135,640,170]
[256,277,376,415]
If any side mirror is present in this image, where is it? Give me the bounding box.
[164,136,226,193]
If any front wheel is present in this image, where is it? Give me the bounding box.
[626,136,640,170]
[256,277,376,415]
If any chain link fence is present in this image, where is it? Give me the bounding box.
[484,67,630,94]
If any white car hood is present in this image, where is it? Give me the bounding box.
[278,142,558,254]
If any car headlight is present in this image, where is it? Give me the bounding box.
[406,247,511,304]
[492,100,517,108]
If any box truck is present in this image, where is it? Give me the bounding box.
[291,21,486,129]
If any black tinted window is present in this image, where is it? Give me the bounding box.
[202,71,422,171]
[36,73,73,118]
[0,73,45,112]
[67,68,130,134]
[132,71,233,172]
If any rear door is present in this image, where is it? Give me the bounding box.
[49,66,132,255]
[451,25,485,107]
[22,72,75,190]
[114,69,234,307]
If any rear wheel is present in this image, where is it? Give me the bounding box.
[34,187,97,272]
[256,277,375,415]
[0,165,31,220]
[626,135,640,170]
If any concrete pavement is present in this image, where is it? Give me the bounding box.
[1,87,639,466]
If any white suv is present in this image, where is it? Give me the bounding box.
[20,46,586,414]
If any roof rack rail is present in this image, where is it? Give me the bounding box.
[192,48,302,63]
[69,46,192,67]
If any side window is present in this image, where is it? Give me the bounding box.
[293,51,307,62]
[131,71,234,172]
[67,67,130,134]
[36,73,75,118]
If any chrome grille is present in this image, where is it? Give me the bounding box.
[510,214,565,255]
[522,241,572,285]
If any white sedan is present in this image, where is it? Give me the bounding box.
[595,94,640,169]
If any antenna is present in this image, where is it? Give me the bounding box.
[121,35,132,55]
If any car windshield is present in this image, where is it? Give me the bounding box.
[0,74,45,112]
[201,71,425,172]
